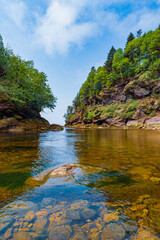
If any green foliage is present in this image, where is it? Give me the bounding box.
[137,29,142,38]
[112,48,130,79]
[64,105,74,121]
[104,46,116,73]
[65,26,160,122]
[101,103,120,118]
[79,67,96,100]
[126,32,135,45]
[0,35,56,111]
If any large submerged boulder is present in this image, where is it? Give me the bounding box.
[26,163,78,187]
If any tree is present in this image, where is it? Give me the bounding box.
[79,67,96,100]
[0,34,56,111]
[104,46,116,73]
[0,35,4,49]
[0,35,7,77]
[126,32,135,45]
[63,105,74,121]
[137,29,142,38]
[91,66,96,72]
[112,48,130,80]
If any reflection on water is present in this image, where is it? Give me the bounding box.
[0,129,160,239]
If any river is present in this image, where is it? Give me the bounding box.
[0,128,160,239]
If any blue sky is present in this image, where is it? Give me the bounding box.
[0,0,160,125]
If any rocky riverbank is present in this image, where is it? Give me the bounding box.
[65,77,160,130]
[0,117,63,132]
[66,115,160,130]
[0,95,63,132]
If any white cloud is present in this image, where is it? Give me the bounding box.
[35,0,97,55]
[97,7,160,38]
[0,0,160,56]
[2,0,26,28]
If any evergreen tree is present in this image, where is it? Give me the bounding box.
[91,66,96,72]
[137,29,142,38]
[0,35,6,77]
[0,35,4,49]
[104,46,116,73]
[126,32,135,45]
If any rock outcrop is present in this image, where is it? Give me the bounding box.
[0,97,63,132]
[66,77,160,130]
[0,117,64,132]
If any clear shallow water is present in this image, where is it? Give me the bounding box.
[0,128,160,239]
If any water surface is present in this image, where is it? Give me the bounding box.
[0,128,160,239]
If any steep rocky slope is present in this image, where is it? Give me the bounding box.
[65,27,160,129]
[66,77,160,129]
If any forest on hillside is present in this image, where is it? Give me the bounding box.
[65,26,160,124]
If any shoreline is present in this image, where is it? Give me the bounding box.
[65,115,160,130]
[0,117,64,133]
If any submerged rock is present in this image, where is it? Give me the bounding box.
[4,227,12,239]
[71,232,89,240]
[4,201,37,213]
[26,163,79,187]
[35,209,49,218]
[101,223,125,240]
[81,208,96,219]
[150,177,160,183]
[103,211,119,223]
[50,163,78,178]
[70,200,89,210]
[0,222,11,232]
[12,232,31,240]
[48,225,72,240]
[66,209,81,220]
[41,197,55,206]
[24,211,35,222]
[130,229,160,240]
[32,218,47,231]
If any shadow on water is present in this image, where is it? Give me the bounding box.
[0,132,51,207]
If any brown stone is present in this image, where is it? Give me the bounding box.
[36,209,49,218]
[50,124,64,131]
[101,223,125,240]
[32,218,47,231]
[145,116,160,129]
[103,211,119,223]
[49,225,72,240]
[24,211,35,222]
[131,229,159,240]
[81,208,96,219]
[13,232,31,240]
[4,227,12,239]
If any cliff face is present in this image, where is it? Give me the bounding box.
[66,77,160,130]
[0,98,40,120]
